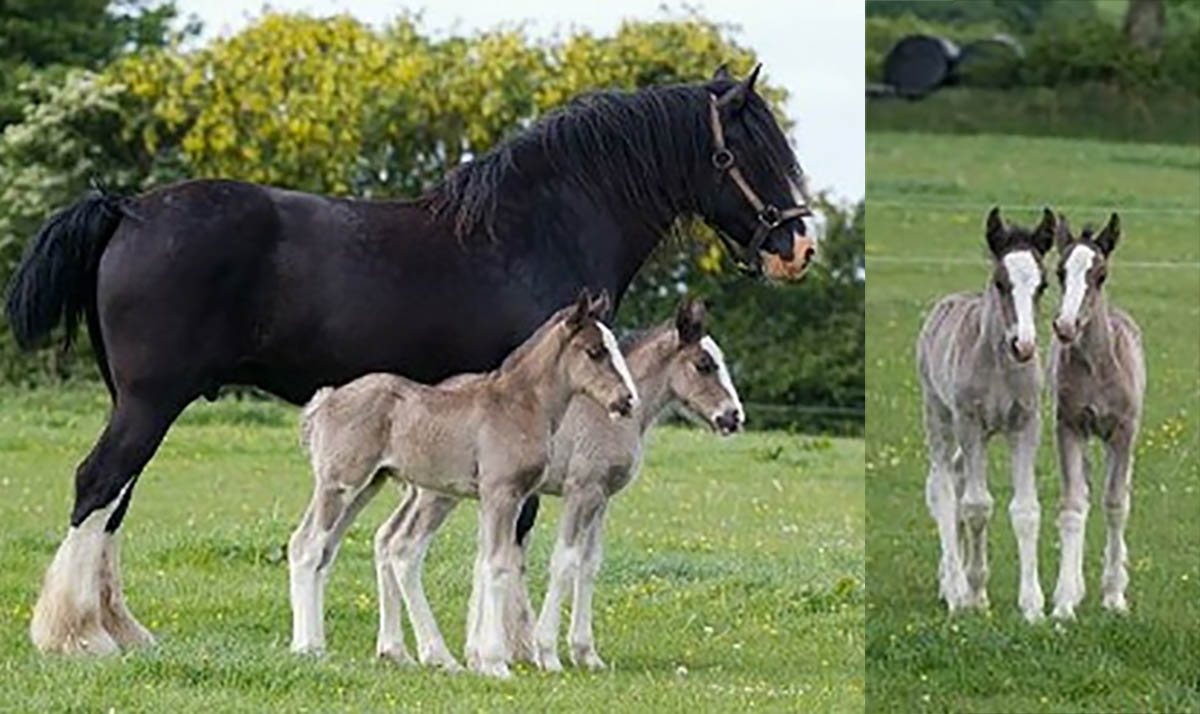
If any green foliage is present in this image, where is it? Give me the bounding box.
[864,14,1006,83]
[866,130,1200,713]
[0,0,189,127]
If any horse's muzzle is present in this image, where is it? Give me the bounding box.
[762,233,815,282]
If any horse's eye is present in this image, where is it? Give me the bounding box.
[586,344,606,360]
[696,358,717,375]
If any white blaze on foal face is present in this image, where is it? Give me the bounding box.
[700,335,744,426]
[1001,250,1042,358]
[1057,244,1097,331]
[595,321,639,410]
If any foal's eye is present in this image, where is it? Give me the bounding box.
[1056,268,1066,282]
[586,344,606,360]
[696,357,717,375]
[1096,272,1107,286]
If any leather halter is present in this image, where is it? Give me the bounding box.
[708,93,811,275]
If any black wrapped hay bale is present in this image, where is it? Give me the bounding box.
[883,35,960,98]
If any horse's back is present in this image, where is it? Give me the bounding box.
[916,292,981,395]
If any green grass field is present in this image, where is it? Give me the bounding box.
[865,131,1200,713]
[0,388,863,712]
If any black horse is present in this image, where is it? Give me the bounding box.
[6,65,814,654]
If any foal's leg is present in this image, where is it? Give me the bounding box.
[381,487,461,669]
[922,399,968,611]
[569,494,610,670]
[373,485,418,665]
[1008,416,1045,622]
[1100,425,1136,614]
[532,487,596,671]
[473,489,525,678]
[1052,421,1090,620]
[955,425,992,610]
[31,396,179,654]
[288,471,383,654]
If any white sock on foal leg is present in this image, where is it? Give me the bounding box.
[30,487,130,655]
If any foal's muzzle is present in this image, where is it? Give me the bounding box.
[609,394,634,419]
[1009,336,1036,363]
[1053,317,1078,344]
[714,407,743,436]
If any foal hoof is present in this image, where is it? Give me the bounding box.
[1102,593,1129,614]
[377,646,417,667]
[420,648,464,673]
[533,644,563,673]
[1050,603,1076,621]
[571,646,607,671]
[472,658,512,679]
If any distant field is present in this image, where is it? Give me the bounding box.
[0,389,863,712]
[865,131,1200,713]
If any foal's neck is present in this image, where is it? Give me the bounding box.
[622,331,677,434]
[977,284,1012,364]
[494,326,575,433]
[1070,292,1117,368]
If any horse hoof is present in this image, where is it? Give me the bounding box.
[472,659,512,679]
[421,649,464,672]
[377,646,416,666]
[1050,603,1076,621]
[534,645,563,673]
[571,645,606,671]
[1102,593,1128,614]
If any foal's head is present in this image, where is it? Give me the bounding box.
[558,290,639,419]
[1051,212,1120,344]
[703,65,816,281]
[662,298,744,435]
[984,206,1054,363]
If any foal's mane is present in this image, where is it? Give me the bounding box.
[426,80,793,239]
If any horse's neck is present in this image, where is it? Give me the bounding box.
[494,329,573,431]
[622,338,675,434]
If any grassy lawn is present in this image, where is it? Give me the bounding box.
[865,132,1200,713]
[0,388,863,712]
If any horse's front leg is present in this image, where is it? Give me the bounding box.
[922,399,968,611]
[1008,416,1044,622]
[1052,421,1090,620]
[533,486,596,671]
[1101,424,1136,614]
[473,488,524,678]
[568,491,609,670]
[955,424,993,610]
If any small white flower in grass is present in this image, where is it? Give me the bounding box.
[675,664,688,677]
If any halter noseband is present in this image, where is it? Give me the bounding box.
[708,93,811,276]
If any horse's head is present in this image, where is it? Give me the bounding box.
[561,289,639,420]
[1051,212,1120,344]
[701,64,815,282]
[664,297,744,435]
[984,206,1054,363]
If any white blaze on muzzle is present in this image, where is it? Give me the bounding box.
[595,321,639,407]
[1058,245,1097,329]
[1002,251,1041,352]
[700,335,744,423]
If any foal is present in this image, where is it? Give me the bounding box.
[916,207,1054,622]
[375,298,744,672]
[289,290,638,678]
[1048,213,1145,619]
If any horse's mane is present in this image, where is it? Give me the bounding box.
[425,81,794,239]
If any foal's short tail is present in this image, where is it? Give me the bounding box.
[300,387,336,452]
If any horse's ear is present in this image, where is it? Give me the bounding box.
[712,63,733,81]
[716,63,761,110]
[1032,206,1056,256]
[567,288,591,329]
[588,289,612,321]
[675,297,707,345]
[1054,211,1073,253]
[985,206,1008,256]
[1096,212,1121,256]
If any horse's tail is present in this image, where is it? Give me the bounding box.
[300,387,336,453]
[4,190,130,391]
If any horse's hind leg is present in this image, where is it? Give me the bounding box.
[378,487,461,670]
[922,399,968,611]
[374,485,418,665]
[31,396,178,654]
[1100,425,1136,613]
[1008,417,1045,622]
[288,467,384,654]
[568,490,609,670]
[1052,421,1090,620]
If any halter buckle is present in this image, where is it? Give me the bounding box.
[711,148,735,171]
[757,205,782,228]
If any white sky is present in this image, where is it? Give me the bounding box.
[177,1,864,203]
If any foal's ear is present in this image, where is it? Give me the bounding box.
[985,206,1008,256]
[1031,206,1056,256]
[1096,212,1120,255]
[675,297,708,345]
[587,289,612,321]
[1054,211,1074,253]
[716,63,762,109]
[567,288,592,330]
[712,63,733,81]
